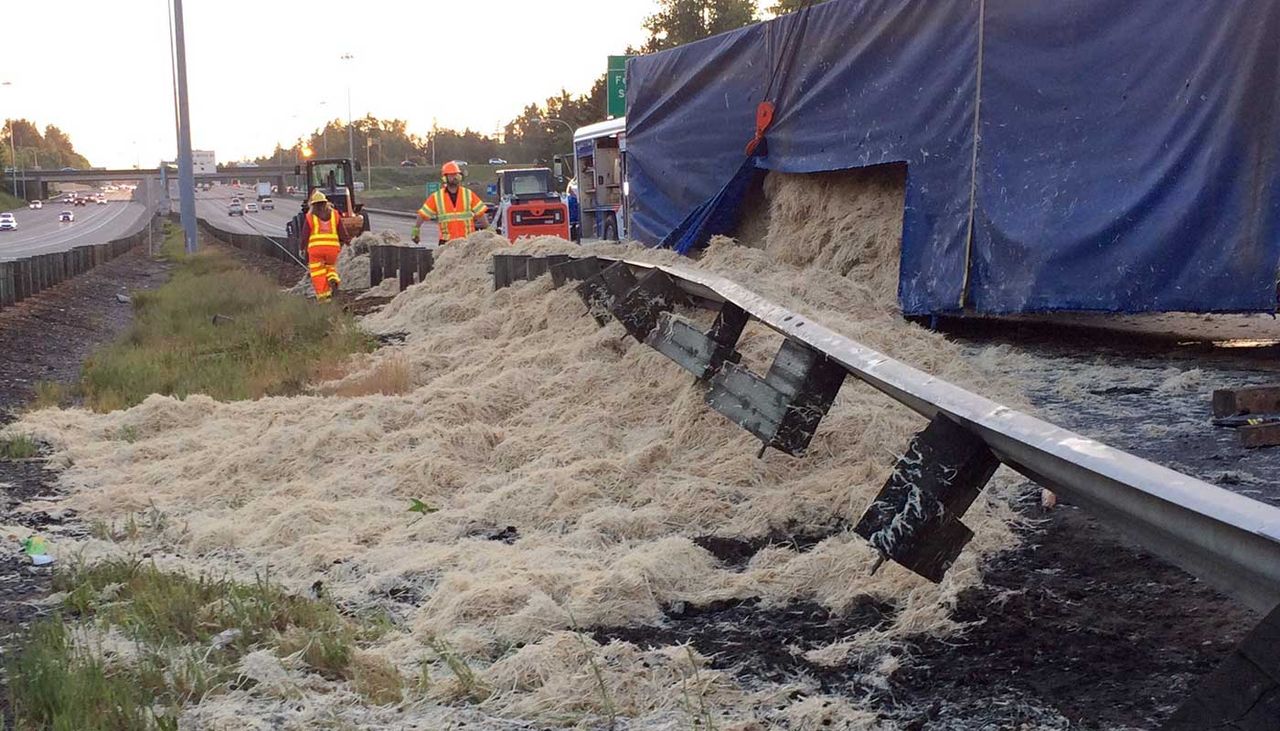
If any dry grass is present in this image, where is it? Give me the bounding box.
[16,170,1032,728]
[32,380,70,410]
[352,650,405,705]
[320,354,413,397]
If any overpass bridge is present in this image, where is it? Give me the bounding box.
[7,166,303,200]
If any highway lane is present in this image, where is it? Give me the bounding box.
[184,185,433,250]
[0,194,153,261]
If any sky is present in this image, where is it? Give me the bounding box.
[2,0,659,168]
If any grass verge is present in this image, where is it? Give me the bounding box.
[79,224,374,412]
[0,434,40,459]
[0,189,26,211]
[8,558,395,730]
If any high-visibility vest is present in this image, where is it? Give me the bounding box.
[419,187,486,242]
[307,209,341,249]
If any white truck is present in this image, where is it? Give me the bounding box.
[255,181,273,200]
[571,117,627,241]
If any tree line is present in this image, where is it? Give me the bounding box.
[241,0,813,169]
[1,120,92,171]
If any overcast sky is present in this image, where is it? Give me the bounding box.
[2,0,659,168]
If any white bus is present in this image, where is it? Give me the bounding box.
[572,117,627,241]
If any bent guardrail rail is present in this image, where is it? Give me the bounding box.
[492,251,1280,616]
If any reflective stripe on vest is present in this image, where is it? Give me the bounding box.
[307,210,341,248]
[433,188,479,241]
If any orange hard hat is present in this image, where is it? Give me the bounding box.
[441,161,462,177]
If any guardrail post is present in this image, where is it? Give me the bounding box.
[549,255,602,289]
[398,247,416,291]
[575,260,633,326]
[414,248,433,283]
[0,262,14,307]
[492,253,520,290]
[853,414,1000,582]
[369,245,385,287]
[33,255,47,292]
[526,256,551,281]
[14,259,30,301]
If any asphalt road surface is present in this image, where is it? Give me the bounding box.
[0,192,152,261]
[185,185,434,249]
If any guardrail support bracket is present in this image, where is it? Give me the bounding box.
[854,413,999,582]
[1163,601,1280,729]
[705,338,846,457]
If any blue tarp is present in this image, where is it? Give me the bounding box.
[626,0,1280,315]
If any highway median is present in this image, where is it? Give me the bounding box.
[78,223,373,412]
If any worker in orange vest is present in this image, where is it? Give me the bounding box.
[412,161,489,245]
[302,190,350,301]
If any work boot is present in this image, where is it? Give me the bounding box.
[328,278,340,296]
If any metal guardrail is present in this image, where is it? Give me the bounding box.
[363,207,418,220]
[0,216,160,311]
[493,251,1280,614]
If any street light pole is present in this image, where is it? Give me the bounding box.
[171,0,198,254]
[544,117,574,136]
[544,117,576,181]
[2,81,16,199]
[340,54,354,162]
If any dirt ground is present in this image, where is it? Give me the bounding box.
[593,324,1276,729]
[0,245,171,723]
[1,243,1274,728]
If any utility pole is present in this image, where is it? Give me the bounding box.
[2,81,16,199]
[171,0,197,254]
[340,54,354,162]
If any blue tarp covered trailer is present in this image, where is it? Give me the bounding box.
[625,0,1280,316]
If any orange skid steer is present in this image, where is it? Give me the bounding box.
[492,167,571,243]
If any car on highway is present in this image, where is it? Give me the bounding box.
[59,210,74,222]
[399,160,417,167]
[244,202,260,214]
[74,197,86,206]
[228,201,244,216]
[28,199,42,209]
[0,213,16,231]
[96,197,107,205]
[260,198,274,210]
[488,158,507,165]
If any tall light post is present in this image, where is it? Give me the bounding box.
[340,53,354,162]
[2,81,16,199]
[318,101,330,157]
[171,0,198,254]
[544,117,576,180]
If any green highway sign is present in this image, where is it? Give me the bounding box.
[607,56,631,118]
